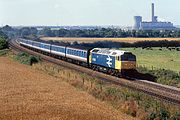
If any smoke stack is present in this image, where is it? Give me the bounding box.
[152,3,155,22]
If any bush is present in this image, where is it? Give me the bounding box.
[29,56,39,65]
[0,36,8,50]
[159,108,170,120]
[15,52,40,65]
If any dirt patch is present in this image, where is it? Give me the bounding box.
[0,57,136,120]
[41,37,180,43]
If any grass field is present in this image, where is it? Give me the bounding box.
[41,37,180,43]
[121,47,180,72]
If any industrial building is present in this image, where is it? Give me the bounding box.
[133,3,175,30]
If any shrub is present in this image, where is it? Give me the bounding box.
[15,52,40,65]
[0,36,8,50]
[29,55,40,65]
[159,108,170,120]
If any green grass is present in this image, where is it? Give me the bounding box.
[121,47,180,72]
[0,49,10,56]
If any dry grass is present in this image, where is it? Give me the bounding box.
[41,37,180,43]
[0,57,136,120]
[32,63,149,119]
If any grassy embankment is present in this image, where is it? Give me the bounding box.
[0,49,10,56]
[31,61,180,120]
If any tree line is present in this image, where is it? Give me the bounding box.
[1,25,180,38]
[38,27,180,38]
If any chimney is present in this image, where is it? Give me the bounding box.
[152,3,155,22]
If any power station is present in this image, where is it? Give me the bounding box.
[133,3,175,30]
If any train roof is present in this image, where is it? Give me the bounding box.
[20,38,93,50]
[91,48,132,56]
[67,45,93,51]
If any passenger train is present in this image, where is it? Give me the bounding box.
[19,39,136,77]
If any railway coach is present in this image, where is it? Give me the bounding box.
[19,39,51,53]
[51,44,66,57]
[65,46,91,65]
[19,39,136,77]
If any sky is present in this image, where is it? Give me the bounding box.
[0,0,180,26]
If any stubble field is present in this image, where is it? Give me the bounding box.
[0,56,135,120]
[41,37,180,43]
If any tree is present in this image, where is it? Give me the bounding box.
[19,27,38,37]
[0,36,8,50]
[41,28,55,37]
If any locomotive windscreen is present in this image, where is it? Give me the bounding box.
[121,53,136,61]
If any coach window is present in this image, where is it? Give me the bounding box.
[71,49,73,54]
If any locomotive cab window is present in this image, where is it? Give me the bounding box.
[121,52,136,61]
[116,56,121,61]
[92,49,99,53]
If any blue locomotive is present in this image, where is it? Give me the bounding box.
[19,39,136,76]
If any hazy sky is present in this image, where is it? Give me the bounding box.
[0,0,180,26]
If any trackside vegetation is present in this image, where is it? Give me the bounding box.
[15,52,40,65]
[31,62,180,120]
[137,66,180,88]
[0,34,9,56]
[0,36,8,50]
[0,49,10,56]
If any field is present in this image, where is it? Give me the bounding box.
[121,47,180,72]
[41,37,180,43]
[0,56,135,120]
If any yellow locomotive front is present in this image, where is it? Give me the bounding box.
[115,52,136,73]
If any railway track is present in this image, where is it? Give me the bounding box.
[9,39,180,106]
